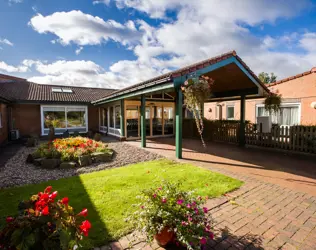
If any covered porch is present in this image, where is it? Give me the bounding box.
[93,51,268,159]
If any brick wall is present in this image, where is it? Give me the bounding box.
[11,104,41,137]
[0,103,8,144]
[204,72,316,125]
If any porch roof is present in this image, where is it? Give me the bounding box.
[92,51,269,105]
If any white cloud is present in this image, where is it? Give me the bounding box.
[29,10,142,47]
[22,0,315,87]
[0,61,28,73]
[75,47,84,55]
[0,38,13,46]
[9,0,23,4]
[93,0,110,5]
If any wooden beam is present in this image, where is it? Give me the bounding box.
[141,95,146,148]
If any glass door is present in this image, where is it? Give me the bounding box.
[152,105,163,136]
[126,105,139,138]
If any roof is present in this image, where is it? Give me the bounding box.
[267,67,316,87]
[93,50,268,103]
[0,80,115,103]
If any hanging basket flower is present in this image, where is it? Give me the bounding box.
[264,89,282,114]
[181,76,214,147]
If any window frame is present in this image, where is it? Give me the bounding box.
[40,105,88,135]
[255,103,301,126]
[226,105,235,120]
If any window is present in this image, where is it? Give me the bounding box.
[115,105,121,129]
[226,105,235,120]
[41,106,87,135]
[256,104,300,126]
[164,107,174,135]
[52,88,62,93]
[109,107,114,127]
[62,88,73,93]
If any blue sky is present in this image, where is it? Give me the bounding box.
[0,0,316,88]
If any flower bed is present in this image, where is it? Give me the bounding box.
[27,137,113,169]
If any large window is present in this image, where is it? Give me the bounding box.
[109,107,114,127]
[115,105,121,129]
[226,105,235,120]
[41,106,87,135]
[256,104,300,126]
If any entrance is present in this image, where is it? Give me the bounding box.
[126,101,174,138]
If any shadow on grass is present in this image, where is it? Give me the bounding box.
[0,176,109,249]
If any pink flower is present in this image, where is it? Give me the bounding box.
[209,232,214,239]
[203,207,208,213]
[195,208,199,214]
[186,204,191,209]
[162,198,167,203]
[177,199,184,205]
[181,221,188,226]
[140,205,144,209]
[153,193,157,198]
[200,237,207,245]
[188,217,193,222]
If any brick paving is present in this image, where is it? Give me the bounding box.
[97,139,316,250]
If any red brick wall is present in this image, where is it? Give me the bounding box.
[0,103,8,144]
[10,104,100,137]
[12,104,41,137]
[88,106,99,132]
[204,72,316,125]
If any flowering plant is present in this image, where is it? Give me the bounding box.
[264,88,282,114]
[181,76,214,147]
[0,186,91,250]
[35,137,109,162]
[127,181,213,250]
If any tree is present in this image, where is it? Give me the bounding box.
[258,72,277,84]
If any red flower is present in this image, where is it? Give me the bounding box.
[61,197,69,205]
[44,186,52,193]
[78,208,88,217]
[209,232,214,239]
[6,217,14,223]
[42,206,49,216]
[80,220,92,237]
[41,193,49,201]
[200,237,207,245]
[49,191,58,200]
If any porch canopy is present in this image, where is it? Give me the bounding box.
[92,51,269,159]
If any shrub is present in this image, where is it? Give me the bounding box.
[0,186,91,250]
[127,181,213,250]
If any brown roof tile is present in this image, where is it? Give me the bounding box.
[0,80,115,103]
[267,67,316,87]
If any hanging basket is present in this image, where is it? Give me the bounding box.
[264,92,282,114]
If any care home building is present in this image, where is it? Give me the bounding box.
[5,50,314,159]
[204,67,316,126]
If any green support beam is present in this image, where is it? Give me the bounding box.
[120,99,125,138]
[239,95,246,146]
[140,95,146,148]
[175,88,183,159]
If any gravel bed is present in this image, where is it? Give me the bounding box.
[0,142,163,189]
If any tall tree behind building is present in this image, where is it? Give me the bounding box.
[258,72,277,84]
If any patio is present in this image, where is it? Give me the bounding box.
[119,138,316,249]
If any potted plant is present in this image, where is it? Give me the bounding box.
[0,186,91,249]
[127,181,213,250]
[264,88,282,114]
[181,76,214,147]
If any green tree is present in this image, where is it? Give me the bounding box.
[258,72,277,84]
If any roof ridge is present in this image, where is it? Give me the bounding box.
[267,67,316,87]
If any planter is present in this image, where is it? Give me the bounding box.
[154,227,175,247]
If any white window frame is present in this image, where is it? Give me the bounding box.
[40,105,88,136]
[255,103,301,126]
[226,105,235,120]
[99,102,121,137]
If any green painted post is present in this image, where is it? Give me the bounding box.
[141,95,146,148]
[120,99,125,138]
[239,95,246,146]
[175,88,183,158]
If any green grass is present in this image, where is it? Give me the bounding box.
[0,159,243,248]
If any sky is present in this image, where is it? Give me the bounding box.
[0,0,316,89]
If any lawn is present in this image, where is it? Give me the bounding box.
[0,159,243,248]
